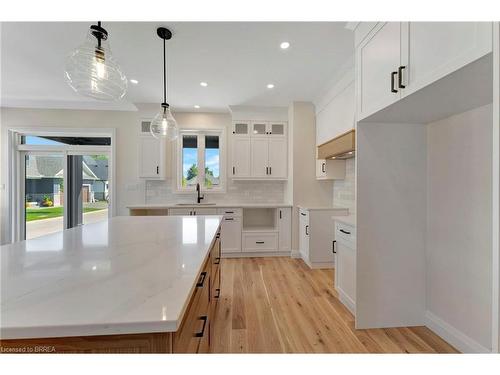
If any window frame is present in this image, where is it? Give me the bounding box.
[176,129,225,193]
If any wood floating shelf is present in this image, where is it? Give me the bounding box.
[317,129,355,160]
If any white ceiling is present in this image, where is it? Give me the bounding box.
[1,22,353,112]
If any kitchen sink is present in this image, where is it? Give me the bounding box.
[175,203,216,206]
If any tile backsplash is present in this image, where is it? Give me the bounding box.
[333,158,356,212]
[145,179,286,204]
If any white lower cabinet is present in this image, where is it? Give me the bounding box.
[169,208,217,215]
[242,232,278,252]
[278,208,291,252]
[334,221,356,315]
[220,216,242,253]
[299,209,310,260]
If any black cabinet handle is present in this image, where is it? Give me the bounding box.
[214,257,221,265]
[156,166,159,174]
[398,66,406,89]
[232,166,235,175]
[196,271,207,287]
[225,211,234,214]
[216,232,220,239]
[340,229,351,235]
[300,212,306,216]
[215,288,221,299]
[195,316,208,337]
[305,225,309,235]
[225,217,234,221]
[332,240,337,254]
[265,167,268,175]
[269,166,272,175]
[256,241,265,244]
[279,210,282,219]
[391,71,398,93]
[322,162,326,173]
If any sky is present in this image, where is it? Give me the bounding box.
[25,136,64,146]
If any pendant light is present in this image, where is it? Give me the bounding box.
[150,27,178,140]
[65,21,127,101]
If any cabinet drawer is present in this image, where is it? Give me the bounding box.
[173,262,210,353]
[335,222,356,249]
[216,208,242,217]
[242,232,278,252]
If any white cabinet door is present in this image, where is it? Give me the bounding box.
[231,137,251,177]
[268,138,287,178]
[220,217,242,253]
[193,208,217,215]
[169,208,193,215]
[401,22,492,97]
[278,208,291,252]
[251,138,269,177]
[336,241,356,312]
[139,136,164,179]
[356,22,402,120]
[316,160,327,179]
[299,210,310,259]
[268,122,287,137]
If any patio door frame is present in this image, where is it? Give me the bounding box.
[8,127,115,243]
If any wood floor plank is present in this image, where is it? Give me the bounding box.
[213,257,458,354]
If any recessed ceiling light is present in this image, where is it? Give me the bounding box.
[129,79,139,84]
[267,83,275,89]
[200,82,208,87]
[194,105,200,109]
[280,42,290,49]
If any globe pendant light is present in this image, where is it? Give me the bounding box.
[65,21,127,101]
[150,27,178,140]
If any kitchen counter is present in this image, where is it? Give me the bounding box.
[332,214,356,227]
[0,215,222,340]
[298,206,350,213]
[127,203,293,209]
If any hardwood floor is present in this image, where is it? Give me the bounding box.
[212,257,458,353]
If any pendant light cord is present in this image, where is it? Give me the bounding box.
[163,38,167,104]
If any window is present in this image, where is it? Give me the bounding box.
[178,131,224,192]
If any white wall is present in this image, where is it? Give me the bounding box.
[288,101,333,253]
[426,104,492,352]
[356,122,427,329]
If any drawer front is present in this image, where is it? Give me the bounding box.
[242,232,278,252]
[216,207,242,217]
[335,222,356,248]
[173,262,210,353]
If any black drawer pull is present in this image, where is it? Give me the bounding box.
[225,211,234,214]
[305,225,309,236]
[391,71,398,93]
[195,316,208,338]
[256,241,265,244]
[225,218,234,221]
[196,271,207,287]
[216,233,220,239]
[214,257,221,265]
[300,212,306,216]
[332,240,337,254]
[340,229,351,235]
[215,288,221,299]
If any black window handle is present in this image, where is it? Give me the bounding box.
[305,225,309,235]
[332,240,337,254]
[196,271,207,287]
[398,66,406,89]
[340,229,351,235]
[256,241,265,244]
[195,316,208,337]
[214,288,221,299]
[391,71,398,93]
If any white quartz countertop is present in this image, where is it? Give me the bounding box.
[127,203,293,209]
[298,206,349,213]
[0,215,222,340]
[332,215,356,227]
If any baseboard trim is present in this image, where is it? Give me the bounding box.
[425,311,490,353]
[222,251,291,258]
[337,287,356,315]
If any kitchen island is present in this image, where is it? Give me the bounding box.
[0,215,222,353]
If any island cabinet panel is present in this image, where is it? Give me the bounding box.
[0,332,172,354]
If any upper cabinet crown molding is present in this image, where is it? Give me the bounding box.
[356,22,493,122]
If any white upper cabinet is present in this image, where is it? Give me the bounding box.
[355,22,493,121]
[250,138,269,177]
[356,22,402,120]
[231,137,251,177]
[400,22,493,97]
[230,120,288,180]
[138,136,166,179]
[268,138,287,178]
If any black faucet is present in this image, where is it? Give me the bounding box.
[196,183,204,204]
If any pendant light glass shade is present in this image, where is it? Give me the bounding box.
[150,104,179,140]
[65,25,127,101]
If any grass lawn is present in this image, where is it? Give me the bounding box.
[26,206,105,222]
